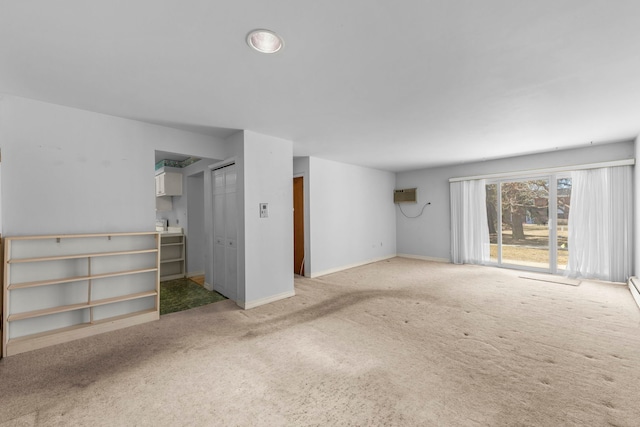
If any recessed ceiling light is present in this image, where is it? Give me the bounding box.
[246,29,284,54]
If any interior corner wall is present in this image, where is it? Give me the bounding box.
[396,140,636,262]
[242,131,294,306]
[307,157,397,277]
[0,95,227,236]
[635,136,640,277]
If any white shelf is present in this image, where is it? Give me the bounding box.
[2,232,161,357]
[8,267,158,290]
[8,290,158,321]
[160,234,185,281]
[7,248,158,264]
[6,309,158,357]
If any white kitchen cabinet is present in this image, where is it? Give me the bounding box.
[155,172,183,196]
[2,232,160,357]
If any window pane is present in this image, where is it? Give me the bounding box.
[486,183,498,263]
[500,180,549,269]
[557,177,571,270]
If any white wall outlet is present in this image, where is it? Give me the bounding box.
[260,203,269,218]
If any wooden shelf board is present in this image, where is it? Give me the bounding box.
[8,291,157,321]
[8,322,88,343]
[8,274,91,290]
[160,273,186,281]
[8,248,158,264]
[5,232,159,241]
[91,291,157,307]
[5,309,159,356]
[161,242,184,247]
[8,302,89,321]
[90,267,158,281]
[160,258,185,264]
[8,267,158,290]
[91,308,157,325]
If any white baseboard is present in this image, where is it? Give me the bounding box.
[203,281,213,291]
[397,253,450,263]
[309,254,397,278]
[628,277,640,310]
[239,290,296,310]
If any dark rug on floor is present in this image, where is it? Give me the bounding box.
[160,278,227,315]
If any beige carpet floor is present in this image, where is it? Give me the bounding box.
[1,257,640,426]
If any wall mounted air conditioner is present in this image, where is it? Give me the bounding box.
[394,188,417,203]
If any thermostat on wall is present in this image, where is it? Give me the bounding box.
[260,203,269,218]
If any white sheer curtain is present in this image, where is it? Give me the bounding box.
[450,179,490,265]
[566,165,633,282]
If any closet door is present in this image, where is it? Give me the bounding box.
[211,164,238,300]
[223,168,238,300]
[212,169,226,294]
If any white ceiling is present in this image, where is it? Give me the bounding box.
[1,1,639,172]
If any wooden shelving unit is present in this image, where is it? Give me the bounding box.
[160,233,185,281]
[2,232,160,357]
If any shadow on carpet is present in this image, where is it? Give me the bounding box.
[160,278,227,315]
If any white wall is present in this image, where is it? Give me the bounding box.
[242,131,294,306]
[186,172,205,276]
[307,157,397,277]
[0,95,228,236]
[396,140,636,261]
[635,136,640,277]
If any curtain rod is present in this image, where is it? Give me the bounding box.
[449,158,635,183]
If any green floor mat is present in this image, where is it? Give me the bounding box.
[160,278,227,315]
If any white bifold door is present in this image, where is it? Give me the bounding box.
[212,164,238,300]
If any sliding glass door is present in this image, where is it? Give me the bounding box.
[486,175,571,274]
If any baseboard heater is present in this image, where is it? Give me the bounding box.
[628,277,640,310]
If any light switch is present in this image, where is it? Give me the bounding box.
[260,203,269,218]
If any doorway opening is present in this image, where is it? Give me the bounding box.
[486,174,572,274]
[293,176,304,276]
[154,150,226,314]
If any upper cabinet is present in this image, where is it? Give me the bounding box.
[155,172,183,197]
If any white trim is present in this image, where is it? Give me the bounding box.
[239,290,296,310]
[449,159,635,182]
[398,253,450,263]
[309,254,397,278]
[629,277,640,311]
[203,281,213,291]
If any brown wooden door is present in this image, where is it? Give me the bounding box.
[293,177,304,275]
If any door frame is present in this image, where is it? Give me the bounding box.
[293,176,305,276]
[293,172,308,277]
[208,159,239,300]
[487,173,569,275]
